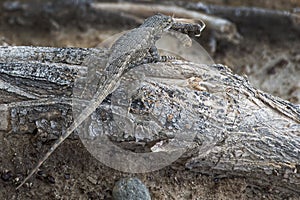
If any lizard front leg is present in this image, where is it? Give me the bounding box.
[147,46,177,63]
[126,46,176,72]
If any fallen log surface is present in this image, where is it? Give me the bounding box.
[0,46,299,195]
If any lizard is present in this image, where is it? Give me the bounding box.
[16,13,205,189]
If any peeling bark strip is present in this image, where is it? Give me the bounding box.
[0,46,299,193]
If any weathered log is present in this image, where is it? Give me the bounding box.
[0,46,299,195]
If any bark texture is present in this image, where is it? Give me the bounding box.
[0,46,299,195]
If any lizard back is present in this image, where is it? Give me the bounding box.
[16,13,175,189]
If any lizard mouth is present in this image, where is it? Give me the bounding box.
[164,23,173,31]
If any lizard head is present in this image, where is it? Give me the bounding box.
[140,13,174,31]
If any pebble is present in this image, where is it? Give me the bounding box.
[87,175,98,185]
[112,177,151,200]
[1,170,12,181]
[47,175,56,184]
[64,173,70,180]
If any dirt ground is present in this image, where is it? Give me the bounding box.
[0,0,299,199]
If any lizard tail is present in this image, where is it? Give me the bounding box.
[16,121,77,190]
[16,141,60,190]
[16,100,101,190]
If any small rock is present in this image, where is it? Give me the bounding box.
[37,170,46,177]
[47,175,56,184]
[87,175,98,185]
[112,177,151,200]
[64,173,70,180]
[1,170,12,181]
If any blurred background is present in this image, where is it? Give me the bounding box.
[1,0,299,105]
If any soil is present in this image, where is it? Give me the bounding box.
[0,0,299,199]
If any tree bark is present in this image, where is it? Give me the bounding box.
[0,46,299,194]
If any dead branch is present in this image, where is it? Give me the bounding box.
[184,2,300,32]
[92,2,241,43]
[0,46,299,195]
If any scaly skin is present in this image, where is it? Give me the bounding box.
[16,14,205,189]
